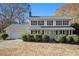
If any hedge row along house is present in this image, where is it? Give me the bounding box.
[4,11,75,39]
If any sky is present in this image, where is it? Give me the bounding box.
[30,3,64,16]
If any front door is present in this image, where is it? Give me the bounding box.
[50,31,55,37]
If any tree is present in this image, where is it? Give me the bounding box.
[71,23,79,35]
[0,3,30,23]
[0,3,30,31]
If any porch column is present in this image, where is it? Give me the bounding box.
[58,30,60,35]
[65,30,67,35]
[68,30,70,35]
[36,30,37,34]
[62,30,64,34]
[62,30,63,34]
[71,30,73,34]
[44,30,47,35]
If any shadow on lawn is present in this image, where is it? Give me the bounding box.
[23,40,79,45]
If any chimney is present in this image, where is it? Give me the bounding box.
[29,11,32,17]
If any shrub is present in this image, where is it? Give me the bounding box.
[66,35,72,43]
[72,35,79,43]
[27,35,35,41]
[62,35,67,43]
[53,35,63,43]
[43,35,49,42]
[22,34,28,41]
[35,35,42,42]
[1,33,8,40]
[66,35,79,44]
[77,35,79,43]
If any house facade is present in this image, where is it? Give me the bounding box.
[4,11,75,39]
[29,13,74,38]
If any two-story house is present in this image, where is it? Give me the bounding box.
[4,11,75,39]
[29,11,74,38]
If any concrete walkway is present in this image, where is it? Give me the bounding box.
[0,40,19,48]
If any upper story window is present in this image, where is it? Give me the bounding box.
[47,20,53,25]
[38,21,44,25]
[63,20,69,25]
[56,20,62,25]
[31,21,37,25]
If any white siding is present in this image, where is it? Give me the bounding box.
[44,20,47,26]
[53,20,56,26]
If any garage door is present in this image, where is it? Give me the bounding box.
[7,32,22,39]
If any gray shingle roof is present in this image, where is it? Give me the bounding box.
[29,16,73,20]
[30,26,74,30]
[41,26,74,28]
[4,24,29,31]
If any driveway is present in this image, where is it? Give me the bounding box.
[0,40,19,48]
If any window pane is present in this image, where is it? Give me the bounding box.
[31,30,37,34]
[56,21,62,25]
[63,30,65,34]
[38,21,44,25]
[38,30,41,34]
[47,20,53,25]
[31,21,37,25]
[63,20,69,25]
[59,30,62,34]
[56,30,58,35]
[42,30,44,34]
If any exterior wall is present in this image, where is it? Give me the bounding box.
[5,24,30,39]
[44,20,47,26]
[29,16,74,37]
[6,29,29,39]
[53,20,56,26]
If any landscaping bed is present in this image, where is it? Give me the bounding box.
[22,34,79,44]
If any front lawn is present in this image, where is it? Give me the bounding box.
[0,40,79,56]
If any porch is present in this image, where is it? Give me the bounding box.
[30,29,74,37]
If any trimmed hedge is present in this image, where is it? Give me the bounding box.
[53,35,63,43]
[42,35,49,42]
[62,35,67,43]
[66,35,79,44]
[27,35,35,41]
[22,34,28,41]
[71,35,79,43]
[22,34,35,42]
[22,34,49,42]
[1,33,8,40]
[35,35,42,42]
[22,34,79,44]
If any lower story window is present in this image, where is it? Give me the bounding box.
[59,30,62,34]
[63,30,65,34]
[42,30,44,34]
[37,30,44,34]
[56,30,58,35]
[31,30,37,34]
[70,30,73,35]
[55,30,70,35]
[66,30,69,35]
[31,30,44,34]
[38,30,41,34]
